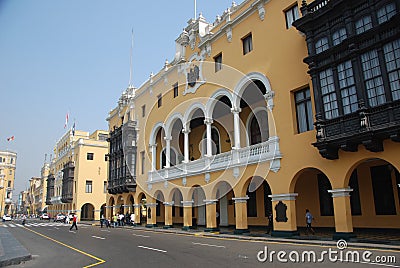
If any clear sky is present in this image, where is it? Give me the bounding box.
[0,0,241,198]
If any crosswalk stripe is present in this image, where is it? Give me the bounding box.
[1,222,68,228]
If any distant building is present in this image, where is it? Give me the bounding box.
[17,190,28,214]
[27,177,41,215]
[0,150,17,216]
[45,129,108,220]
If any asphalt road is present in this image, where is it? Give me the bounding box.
[3,219,400,268]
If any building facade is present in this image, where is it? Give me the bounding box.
[0,151,17,216]
[106,0,400,239]
[27,177,43,215]
[45,130,108,220]
[17,190,28,215]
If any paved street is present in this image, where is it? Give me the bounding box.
[2,219,399,268]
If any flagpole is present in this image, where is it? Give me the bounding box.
[194,0,197,20]
[129,29,134,88]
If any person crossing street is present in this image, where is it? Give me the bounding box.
[69,214,78,231]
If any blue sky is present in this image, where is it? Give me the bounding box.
[0,0,240,197]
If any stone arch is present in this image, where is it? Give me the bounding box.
[343,157,400,187]
[293,167,335,229]
[80,203,95,221]
[245,107,269,146]
[205,89,234,119]
[289,167,333,193]
[190,185,207,226]
[154,190,165,220]
[232,72,273,110]
[183,102,206,128]
[149,122,165,145]
[168,188,184,205]
[164,113,184,138]
[211,181,235,200]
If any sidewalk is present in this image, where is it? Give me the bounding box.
[81,221,400,251]
[0,227,31,267]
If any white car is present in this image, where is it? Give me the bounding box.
[40,213,50,220]
[2,215,12,221]
[54,214,66,222]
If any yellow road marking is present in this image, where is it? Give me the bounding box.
[23,227,106,268]
[137,229,400,254]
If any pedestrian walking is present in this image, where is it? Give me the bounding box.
[100,214,105,228]
[130,213,135,226]
[113,214,118,228]
[69,214,78,231]
[119,213,125,226]
[305,209,315,235]
[125,212,130,225]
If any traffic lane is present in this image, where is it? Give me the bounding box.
[10,224,400,268]
[105,228,400,267]
[26,225,254,268]
[7,225,98,268]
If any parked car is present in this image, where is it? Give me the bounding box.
[40,213,50,220]
[2,215,12,221]
[54,213,66,222]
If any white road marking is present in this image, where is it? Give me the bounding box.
[16,224,23,227]
[137,245,167,253]
[192,242,226,248]
[132,234,150,238]
[54,227,59,230]
[101,230,111,232]
[1,225,8,227]
[92,236,105,240]
[69,230,76,233]
[9,224,16,227]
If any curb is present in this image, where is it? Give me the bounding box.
[79,222,400,251]
[0,227,31,267]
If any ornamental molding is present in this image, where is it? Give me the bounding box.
[268,193,298,201]
[163,201,174,206]
[328,188,353,198]
[178,52,206,95]
[232,196,249,203]
[203,199,218,205]
[181,200,194,207]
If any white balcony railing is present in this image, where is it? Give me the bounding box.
[148,137,281,183]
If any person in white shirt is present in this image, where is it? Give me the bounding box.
[130,213,135,226]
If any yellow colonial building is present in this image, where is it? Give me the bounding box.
[0,150,17,216]
[106,0,400,239]
[45,129,109,221]
[27,177,43,215]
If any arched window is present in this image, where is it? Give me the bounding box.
[249,110,269,145]
[201,127,221,156]
[161,148,177,168]
[211,128,220,155]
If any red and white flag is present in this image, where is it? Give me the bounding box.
[64,112,69,129]
[7,136,14,141]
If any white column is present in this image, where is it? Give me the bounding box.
[149,144,157,171]
[182,128,190,163]
[231,107,241,149]
[164,136,171,168]
[204,118,213,156]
